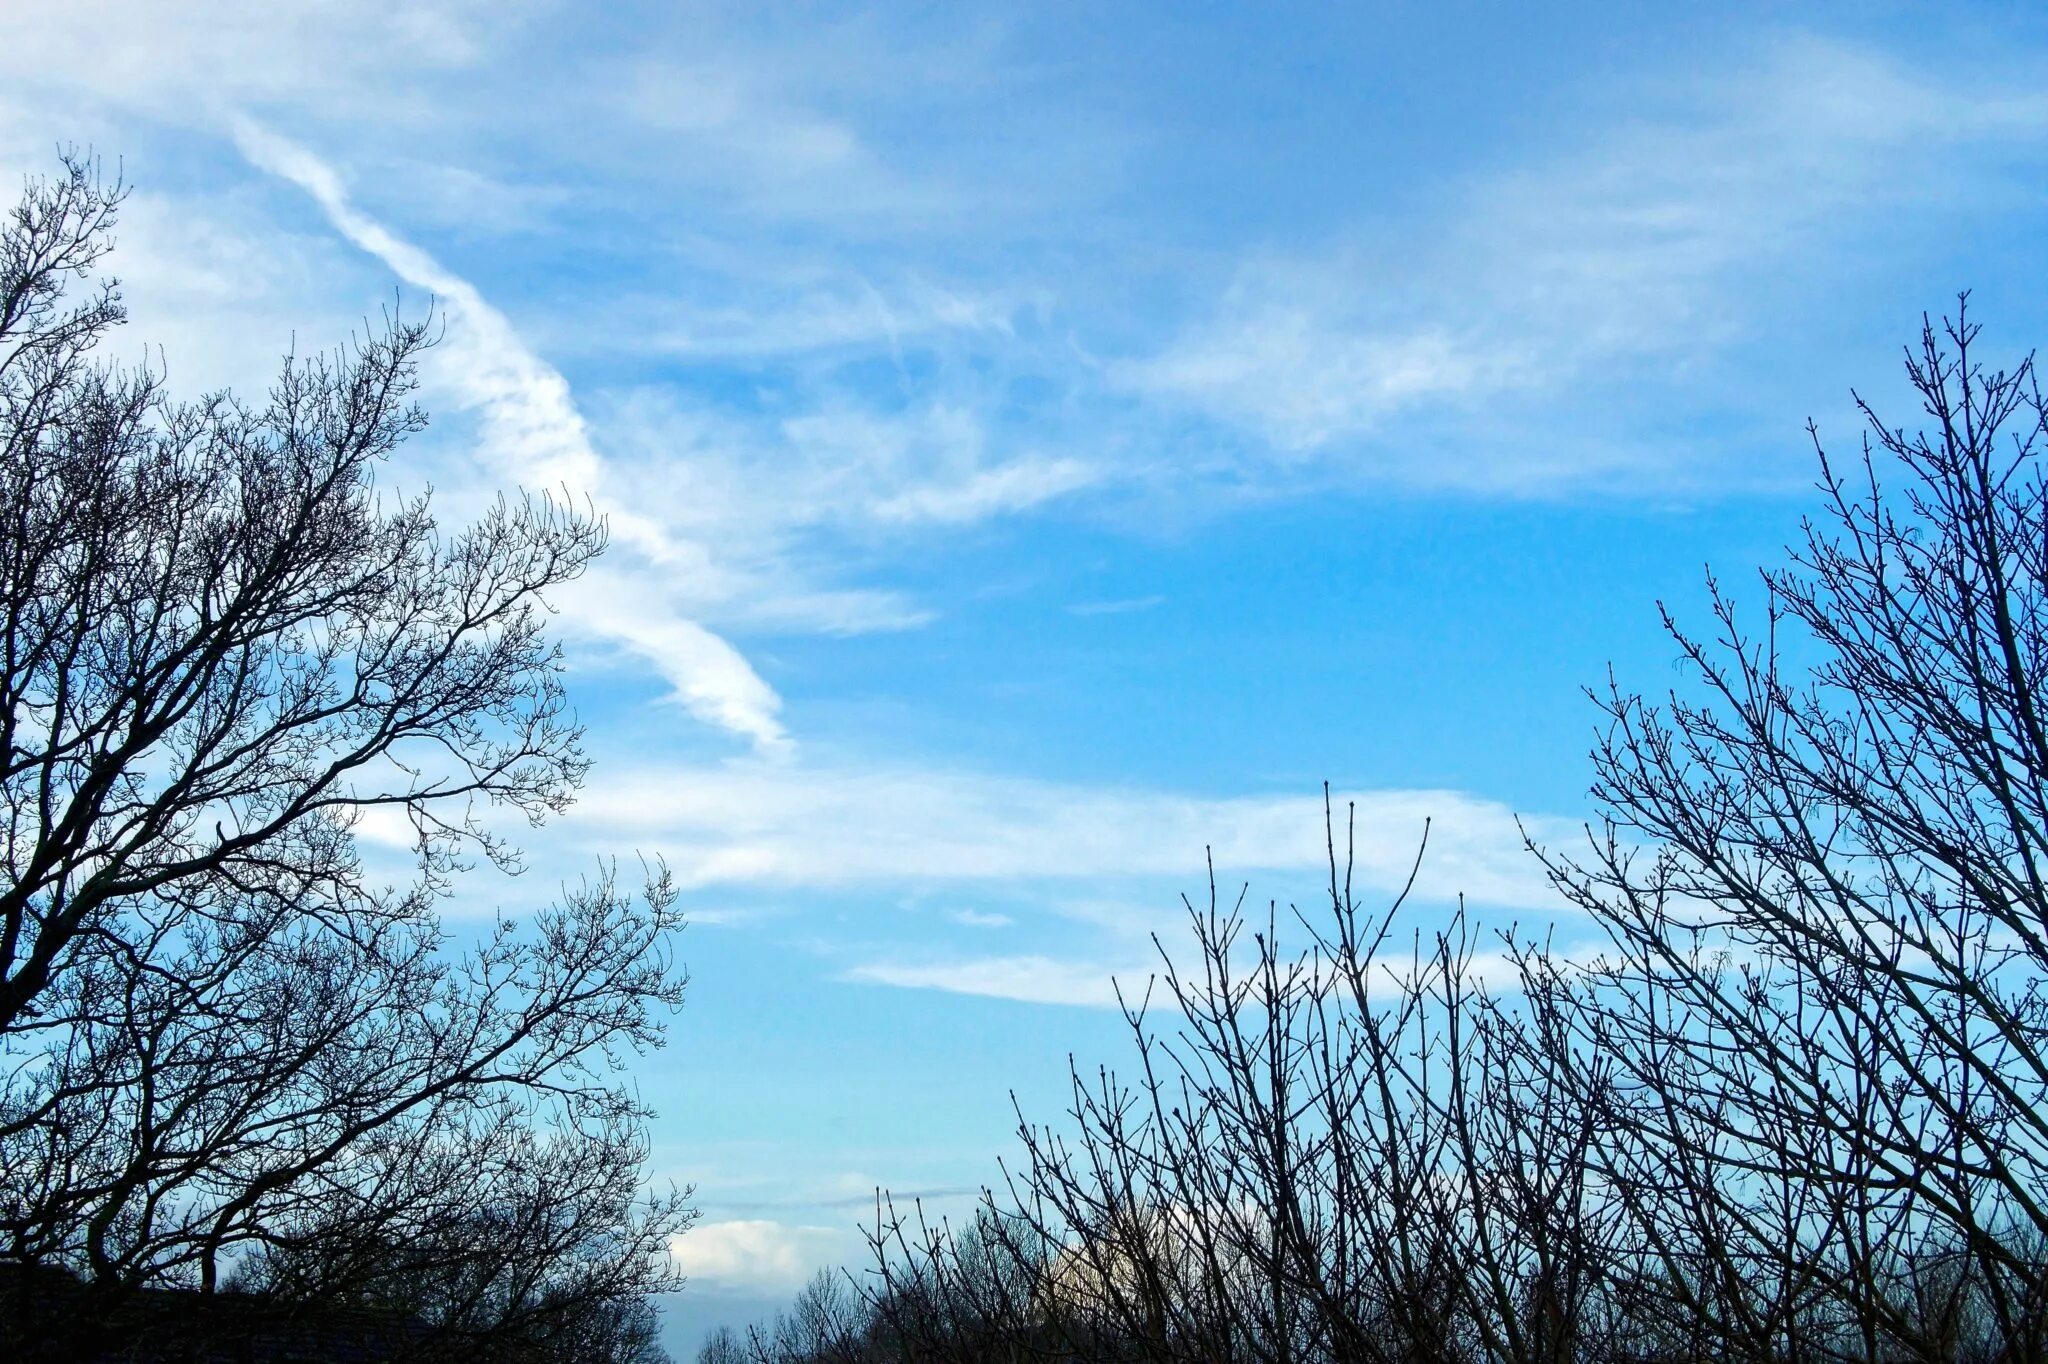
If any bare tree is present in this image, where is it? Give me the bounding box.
[0,154,691,1361]
[844,816,1641,1364]
[1535,299,2048,1363]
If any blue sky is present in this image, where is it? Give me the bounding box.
[9,0,2048,1351]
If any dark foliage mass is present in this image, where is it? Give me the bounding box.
[0,155,687,1363]
[721,303,2048,1364]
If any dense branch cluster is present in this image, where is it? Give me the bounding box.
[719,304,2048,1364]
[0,156,687,1363]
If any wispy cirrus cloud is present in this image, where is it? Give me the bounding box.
[843,954,1149,1009]
[1128,35,2048,485]
[20,8,2048,514]
[868,454,1097,524]
[582,389,1097,635]
[538,759,1579,1010]
[0,0,510,138]
[839,942,1558,1010]
[560,759,1568,912]
[580,276,1016,363]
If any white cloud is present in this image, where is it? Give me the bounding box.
[767,404,1093,531]
[565,761,1568,912]
[869,454,1098,525]
[844,954,1146,1009]
[27,10,2047,516]
[0,0,503,123]
[669,1220,851,1295]
[233,122,600,510]
[6,13,1091,693]
[841,940,1592,1010]
[595,277,1016,363]
[231,120,790,752]
[596,18,1048,228]
[1130,36,2048,481]
[582,389,1097,635]
[79,187,370,401]
[1135,320,1488,453]
[551,574,789,749]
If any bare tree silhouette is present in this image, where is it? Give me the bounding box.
[1535,299,2048,1362]
[717,302,2048,1364]
[0,155,690,1363]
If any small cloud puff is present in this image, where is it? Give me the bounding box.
[669,1220,850,1294]
[948,908,1014,929]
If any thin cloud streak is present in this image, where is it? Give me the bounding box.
[232,118,790,751]
[839,946,1566,1010]
[564,761,1570,912]
[667,1220,850,1295]
[843,954,1151,1009]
